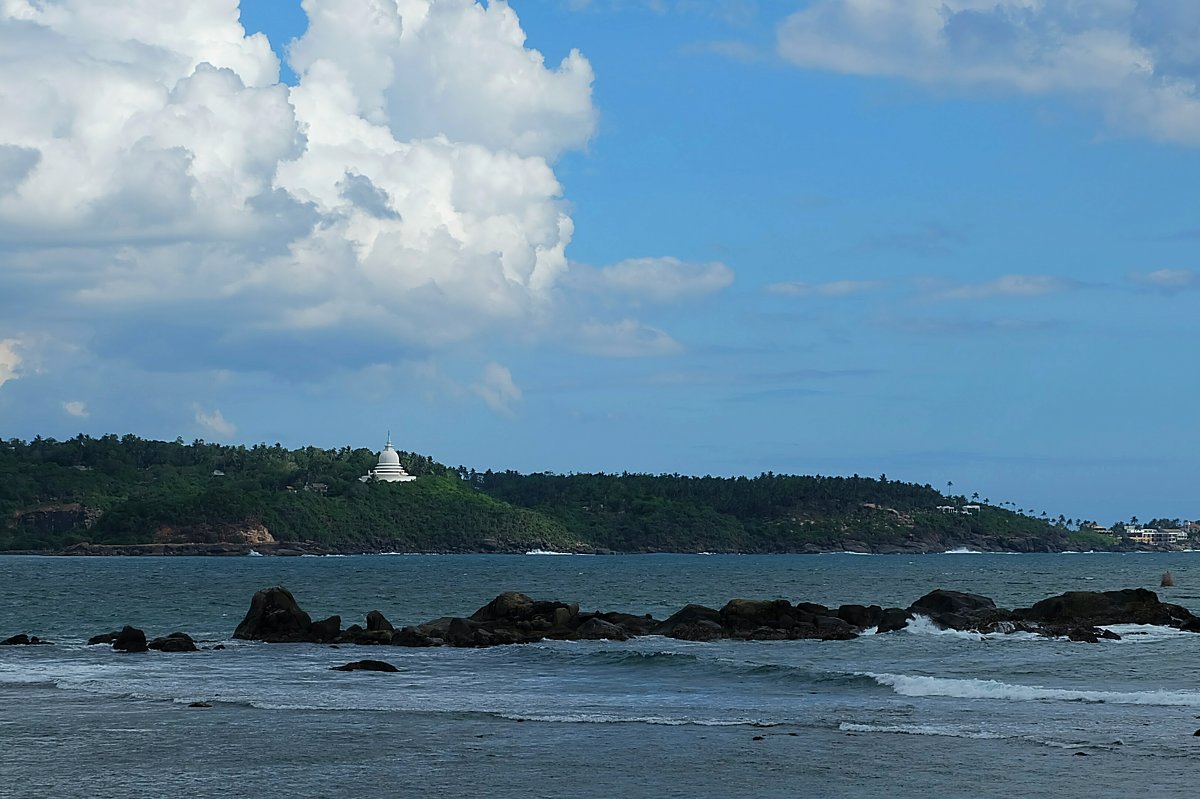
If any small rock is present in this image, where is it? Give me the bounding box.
[112,626,148,653]
[188,702,212,708]
[330,659,400,673]
[1074,751,1088,756]
[752,735,765,741]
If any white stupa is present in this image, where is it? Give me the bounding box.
[360,434,417,483]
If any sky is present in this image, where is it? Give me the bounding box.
[1,0,1198,525]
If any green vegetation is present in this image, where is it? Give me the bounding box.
[0,434,1099,554]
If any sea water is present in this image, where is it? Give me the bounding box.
[3,552,1200,798]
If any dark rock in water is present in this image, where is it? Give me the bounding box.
[309,615,342,643]
[653,604,724,640]
[837,604,883,629]
[1020,589,1196,628]
[572,617,630,641]
[148,632,198,652]
[188,701,212,708]
[875,608,913,633]
[366,610,394,633]
[112,626,148,653]
[445,617,483,647]
[391,626,437,647]
[910,589,997,616]
[908,589,1019,632]
[88,631,120,646]
[340,625,394,645]
[233,586,315,642]
[593,611,659,637]
[1,634,50,645]
[469,592,579,632]
[1193,729,1200,737]
[330,659,400,673]
[720,598,796,633]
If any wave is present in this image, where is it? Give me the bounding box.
[838,722,1004,739]
[902,614,1041,641]
[864,672,1200,706]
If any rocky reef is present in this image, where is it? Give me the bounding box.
[229,585,1200,648]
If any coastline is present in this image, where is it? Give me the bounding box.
[0,541,1183,557]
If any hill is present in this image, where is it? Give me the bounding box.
[0,435,1086,553]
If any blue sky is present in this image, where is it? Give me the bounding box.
[1,0,1198,524]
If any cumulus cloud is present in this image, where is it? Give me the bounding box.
[776,1,1200,145]
[924,275,1080,301]
[578,319,682,357]
[62,400,88,418]
[472,361,522,415]
[1130,267,1198,292]
[0,0,609,379]
[0,337,20,388]
[766,279,886,297]
[571,256,734,302]
[194,406,236,438]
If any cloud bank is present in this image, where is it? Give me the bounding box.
[777,0,1200,145]
[0,0,636,390]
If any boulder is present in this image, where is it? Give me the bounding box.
[391,626,438,647]
[593,612,659,636]
[1019,589,1196,628]
[309,615,342,643]
[652,604,724,639]
[366,610,394,633]
[330,659,400,673]
[233,586,314,642]
[88,631,120,646]
[572,618,630,641]
[148,632,198,652]
[875,608,912,634]
[112,626,148,653]
[1,634,50,645]
[720,599,798,634]
[910,589,997,616]
[837,604,883,629]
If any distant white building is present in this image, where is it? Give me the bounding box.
[360,435,416,483]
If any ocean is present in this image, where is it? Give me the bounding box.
[3,552,1200,798]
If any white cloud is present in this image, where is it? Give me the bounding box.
[572,256,734,302]
[0,337,20,388]
[471,361,522,415]
[767,279,886,297]
[578,319,683,357]
[1131,267,1198,292]
[0,0,601,375]
[194,406,236,438]
[62,400,88,418]
[776,1,1200,145]
[925,275,1079,301]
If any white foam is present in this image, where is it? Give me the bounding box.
[865,672,1200,706]
[1101,624,1196,642]
[839,722,1004,739]
[901,614,1040,641]
[941,548,984,554]
[525,549,574,556]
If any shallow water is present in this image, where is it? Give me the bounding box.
[3,552,1199,798]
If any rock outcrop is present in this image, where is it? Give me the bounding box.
[234,586,318,642]
[148,632,198,652]
[225,585,1200,651]
[112,626,148,653]
[1,633,51,645]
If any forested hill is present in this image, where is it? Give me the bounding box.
[0,435,1088,554]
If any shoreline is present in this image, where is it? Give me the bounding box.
[0,542,1189,557]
